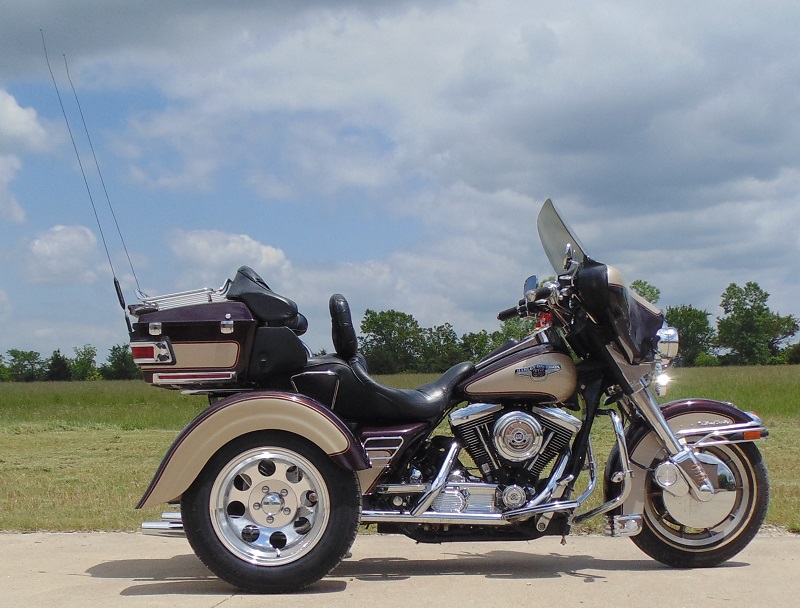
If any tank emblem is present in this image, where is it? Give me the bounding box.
[515,364,562,381]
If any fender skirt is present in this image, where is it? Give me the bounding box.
[604,398,768,514]
[137,391,369,509]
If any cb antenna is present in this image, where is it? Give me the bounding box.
[63,54,142,294]
[41,30,137,332]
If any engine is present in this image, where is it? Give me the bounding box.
[450,403,581,485]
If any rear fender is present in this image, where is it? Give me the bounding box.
[137,391,369,509]
[605,398,768,516]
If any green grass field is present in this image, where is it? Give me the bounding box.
[0,366,797,532]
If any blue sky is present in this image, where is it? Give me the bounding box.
[2,1,799,361]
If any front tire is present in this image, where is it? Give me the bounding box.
[632,439,769,568]
[181,431,360,593]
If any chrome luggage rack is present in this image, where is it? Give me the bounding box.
[134,279,232,312]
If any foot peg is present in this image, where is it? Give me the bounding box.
[604,514,642,537]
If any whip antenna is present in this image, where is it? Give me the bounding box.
[41,30,132,331]
[63,54,142,294]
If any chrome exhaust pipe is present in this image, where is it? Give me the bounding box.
[141,511,184,538]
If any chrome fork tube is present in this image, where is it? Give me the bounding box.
[627,383,715,501]
[628,384,683,453]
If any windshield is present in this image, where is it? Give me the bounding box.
[536,199,665,365]
[536,199,589,274]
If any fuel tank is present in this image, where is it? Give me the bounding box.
[461,342,577,402]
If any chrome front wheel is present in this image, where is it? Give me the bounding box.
[633,440,769,567]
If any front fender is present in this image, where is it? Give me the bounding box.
[605,398,768,516]
[137,391,369,509]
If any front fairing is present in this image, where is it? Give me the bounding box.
[536,200,665,365]
[578,261,664,364]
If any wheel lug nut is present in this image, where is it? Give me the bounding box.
[280,489,288,496]
[261,485,270,493]
[283,508,291,515]
[266,516,274,524]
[252,503,261,510]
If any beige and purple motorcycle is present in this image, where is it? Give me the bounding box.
[129,199,769,593]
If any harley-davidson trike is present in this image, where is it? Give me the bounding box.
[129,199,769,593]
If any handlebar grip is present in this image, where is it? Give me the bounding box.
[497,305,520,322]
[533,286,554,302]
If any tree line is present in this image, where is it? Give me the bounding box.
[635,280,799,367]
[358,279,800,373]
[1,280,797,381]
[0,344,139,383]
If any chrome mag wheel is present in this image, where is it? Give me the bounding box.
[210,446,330,566]
[633,440,769,568]
[182,432,360,593]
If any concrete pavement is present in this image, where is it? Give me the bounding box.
[1,531,797,607]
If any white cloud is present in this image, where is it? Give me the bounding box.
[0,155,25,222]
[0,89,49,223]
[169,229,291,288]
[26,225,98,285]
[0,89,48,152]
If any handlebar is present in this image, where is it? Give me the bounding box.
[497,304,522,322]
[496,282,564,322]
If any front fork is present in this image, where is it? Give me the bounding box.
[627,383,715,502]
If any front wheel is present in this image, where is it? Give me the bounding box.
[632,440,769,568]
[181,431,360,593]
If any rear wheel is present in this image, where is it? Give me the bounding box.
[632,440,768,568]
[181,431,360,593]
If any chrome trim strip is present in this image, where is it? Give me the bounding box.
[474,328,550,370]
[676,420,768,446]
[152,371,236,385]
[361,510,509,526]
[361,499,581,526]
[372,484,427,494]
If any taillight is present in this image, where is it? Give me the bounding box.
[131,344,155,360]
[131,341,173,364]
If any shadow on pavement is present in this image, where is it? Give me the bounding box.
[85,547,749,596]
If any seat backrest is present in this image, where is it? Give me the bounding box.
[227,266,307,334]
[329,293,359,360]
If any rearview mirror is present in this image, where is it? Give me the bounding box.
[523,275,539,297]
[657,327,679,360]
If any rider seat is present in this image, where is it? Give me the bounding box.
[326,293,475,422]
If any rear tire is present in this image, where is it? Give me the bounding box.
[181,431,360,593]
[632,440,769,568]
